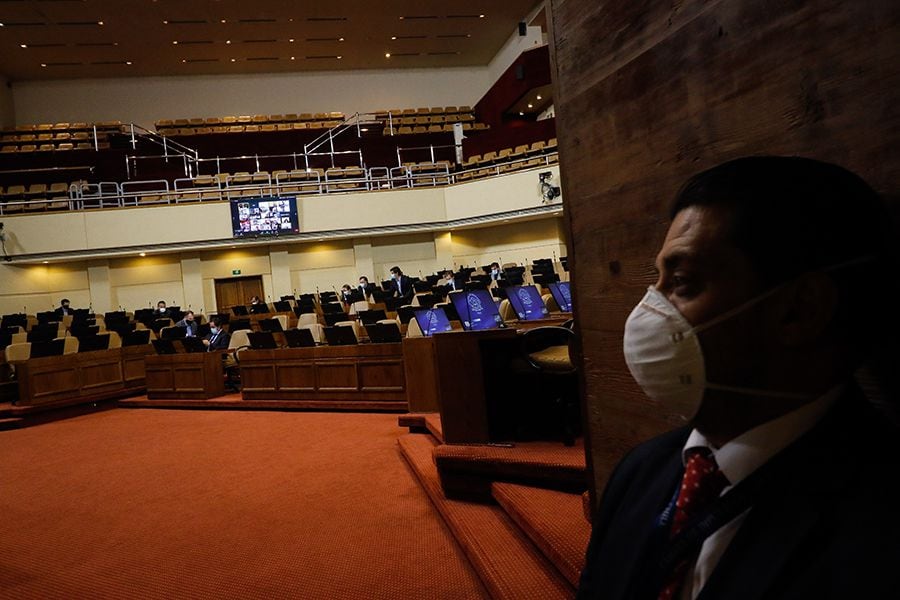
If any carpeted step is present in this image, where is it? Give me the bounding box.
[434,438,587,501]
[0,416,25,431]
[424,413,444,442]
[398,433,574,600]
[491,482,591,587]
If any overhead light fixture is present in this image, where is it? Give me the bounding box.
[41,63,47,67]
[225,40,231,44]
[536,95,542,100]
[97,20,104,26]
[172,40,178,45]
[289,38,295,42]
[391,36,397,40]
[163,20,168,24]
[20,44,27,48]
[139,252,146,257]
[336,55,342,59]
[181,59,186,63]
[479,14,485,18]
[230,58,236,62]
[126,61,132,65]
[527,103,533,108]
[385,52,391,58]
[221,19,227,23]
[42,261,48,264]
[290,56,295,60]
[519,111,524,116]
[339,37,344,41]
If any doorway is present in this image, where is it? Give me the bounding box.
[214,275,264,312]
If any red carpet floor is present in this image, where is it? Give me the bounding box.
[0,409,488,599]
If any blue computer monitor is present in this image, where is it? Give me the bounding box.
[413,307,454,337]
[449,290,504,331]
[506,285,550,321]
[548,281,573,312]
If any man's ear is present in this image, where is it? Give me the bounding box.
[778,273,839,346]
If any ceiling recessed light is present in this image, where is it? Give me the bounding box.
[336,55,342,59]
[172,40,178,45]
[97,21,104,26]
[519,111,524,116]
[527,103,533,108]
[126,61,132,65]
[479,14,485,18]
[139,252,146,257]
[225,40,231,44]
[20,44,27,48]
[399,16,404,20]
[289,38,295,42]
[339,37,344,41]
[290,56,295,60]
[536,95,542,100]
[385,52,391,58]
[181,59,186,63]
[163,20,168,24]
[0,23,5,27]
[220,19,227,23]
[391,36,397,40]
[230,58,236,62]
[41,63,47,67]
[42,260,48,264]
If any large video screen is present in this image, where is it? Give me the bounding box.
[449,290,504,331]
[506,285,550,321]
[548,282,573,312]
[231,196,300,238]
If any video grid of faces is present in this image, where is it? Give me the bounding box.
[236,200,294,234]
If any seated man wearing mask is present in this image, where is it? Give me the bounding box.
[577,156,899,600]
[203,316,230,352]
[358,276,376,299]
[175,310,199,337]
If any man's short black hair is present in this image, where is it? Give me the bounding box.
[490,262,500,269]
[390,266,402,274]
[157,300,166,306]
[209,316,222,327]
[61,298,70,304]
[671,156,896,352]
[359,276,368,283]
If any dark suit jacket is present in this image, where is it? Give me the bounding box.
[577,386,900,600]
[358,283,377,298]
[175,318,199,337]
[205,329,230,351]
[391,275,415,303]
[53,307,70,318]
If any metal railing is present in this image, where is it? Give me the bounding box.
[0,151,559,215]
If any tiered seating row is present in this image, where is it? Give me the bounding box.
[458,138,558,181]
[1,122,124,153]
[155,113,345,136]
[0,182,78,212]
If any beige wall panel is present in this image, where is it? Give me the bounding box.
[444,166,561,221]
[199,249,271,280]
[109,256,183,286]
[286,241,356,270]
[291,267,360,296]
[113,283,185,313]
[300,189,446,233]
[451,218,566,267]
[85,204,231,250]
[0,213,87,255]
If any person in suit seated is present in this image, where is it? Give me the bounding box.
[154,300,169,317]
[576,156,900,600]
[357,276,376,299]
[340,284,355,304]
[440,270,461,292]
[54,298,72,318]
[249,295,262,306]
[489,262,504,283]
[389,266,414,304]
[175,310,199,337]
[203,316,230,352]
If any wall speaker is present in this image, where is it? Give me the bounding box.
[518,22,527,36]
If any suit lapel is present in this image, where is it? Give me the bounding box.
[697,390,868,600]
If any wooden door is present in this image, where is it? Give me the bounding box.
[214,276,264,312]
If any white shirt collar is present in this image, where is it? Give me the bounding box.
[683,385,843,487]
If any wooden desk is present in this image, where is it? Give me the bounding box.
[239,343,405,408]
[145,352,225,399]
[403,328,519,443]
[15,346,155,407]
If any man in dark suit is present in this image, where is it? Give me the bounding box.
[440,270,462,292]
[577,157,900,600]
[154,300,169,317]
[357,276,377,299]
[54,298,71,318]
[488,262,504,283]
[203,316,230,352]
[389,266,414,304]
[175,310,199,337]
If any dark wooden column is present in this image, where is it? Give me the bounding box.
[548,0,900,508]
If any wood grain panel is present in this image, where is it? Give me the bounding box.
[549,0,900,510]
[276,362,316,391]
[358,360,405,392]
[316,362,359,391]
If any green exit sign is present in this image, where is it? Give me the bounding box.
[232,269,241,275]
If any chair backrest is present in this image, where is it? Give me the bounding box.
[228,329,251,350]
[298,323,325,344]
[542,293,560,313]
[60,336,79,354]
[297,313,319,328]
[405,317,423,338]
[499,299,516,322]
[273,314,288,331]
[11,331,27,344]
[5,342,31,362]
[107,330,123,349]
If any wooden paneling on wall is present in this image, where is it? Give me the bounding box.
[548,0,900,506]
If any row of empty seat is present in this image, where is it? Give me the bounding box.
[1,121,124,134]
[457,138,559,181]
[157,121,343,137]
[155,112,344,130]
[373,106,472,119]
[1,142,102,153]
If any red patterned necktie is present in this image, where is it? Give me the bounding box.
[658,448,729,600]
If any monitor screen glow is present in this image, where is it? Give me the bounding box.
[231,196,300,238]
[506,285,550,321]
[449,290,504,331]
[548,282,573,312]
[413,307,454,337]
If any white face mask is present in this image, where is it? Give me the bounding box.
[623,285,814,419]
